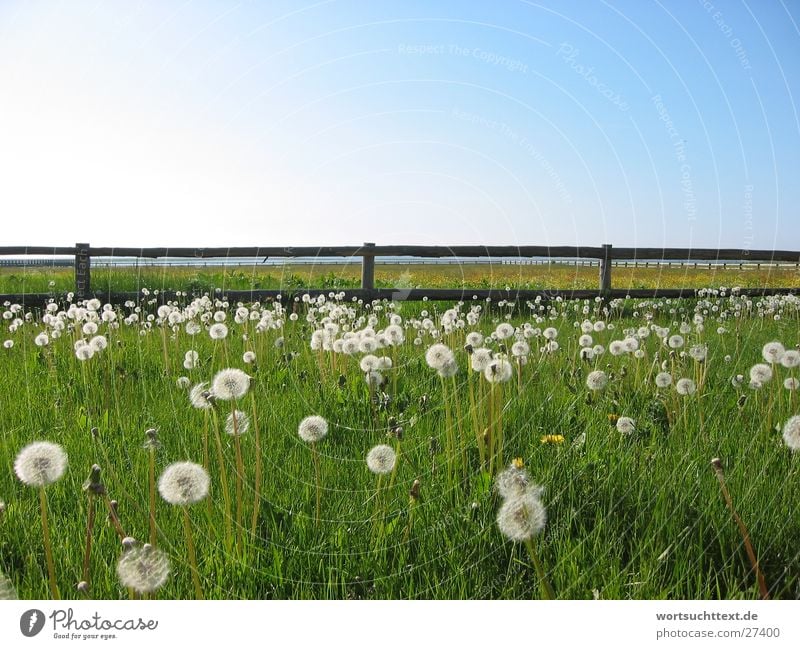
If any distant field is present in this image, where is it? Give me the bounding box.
[1,262,799,295]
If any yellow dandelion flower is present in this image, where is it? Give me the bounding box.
[540,434,565,445]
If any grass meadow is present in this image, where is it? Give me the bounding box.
[1,261,799,296]
[0,278,799,600]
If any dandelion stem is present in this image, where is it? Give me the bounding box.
[182,508,204,599]
[39,487,60,599]
[250,392,263,537]
[312,442,322,526]
[232,408,245,549]
[524,538,555,600]
[148,449,157,546]
[211,411,233,553]
[81,493,96,588]
[710,458,769,600]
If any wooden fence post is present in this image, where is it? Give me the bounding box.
[361,242,375,297]
[75,242,91,299]
[599,243,612,293]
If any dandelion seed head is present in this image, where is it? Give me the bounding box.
[14,441,68,487]
[780,350,800,369]
[211,368,250,400]
[762,341,785,364]
[425,343,454,370]
[157,462,210,506]
[209,323,228,340]
[116,543,170,594]
[496,490,547,542]
[189,382,213,409]
[749,363,773,384]
[782,415,800,451]
[484,358,513,383]
[470,348,493,372]
[655,372,673,388]
[298,415,328,443]
[616,416,635,434]
[675,378,696,395]
[586,370,608,391]
[366,444,396,474]
[495,464,532,499]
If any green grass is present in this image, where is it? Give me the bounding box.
[2,261,799,295]
[0,292,799,600]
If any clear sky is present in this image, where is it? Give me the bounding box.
[1,0,798,250]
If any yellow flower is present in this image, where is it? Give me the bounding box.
[540,434,565,445]
[512,457,525,469]
[607,414,620,425]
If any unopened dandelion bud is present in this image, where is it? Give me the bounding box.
[409,479,421,501]
[76,581,89,594]
[105,500,121,527]
[144,428,160,451]
[91,427,99,440]
[0,500,5,521]
[737,394,747,407]
[710,457,724,474]
[121,536,137,551]
[83,464,105,496]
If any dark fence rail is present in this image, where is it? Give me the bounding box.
[0,242,798,306]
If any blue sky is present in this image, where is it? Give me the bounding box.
[0,0,798,249]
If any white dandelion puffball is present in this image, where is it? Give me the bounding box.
[14,441,68,487]
[484,358,513,383]
[616,416,635,434]
[243,351,256,364]
[176,376,191,389]
[784,378,799,391]
[749,363,773,384]
[209,323,228,340]
[359,354,380,372]
[158,462,210,506]
[225,410,250,436]
[425,343,454,370]
[779,349,800,369]
[298,415,328,443]
[586,370,608,391]
[667,335,684,349]
[782,416,800,451]
[762,341,785,364]
[34,332,49,347]
[495,464,531,500]
[437,360,458,378]
[211,368,250,400]
[511,341,530,357]
[655,372,673,388]
[0,571,17,600]
[116,544,171,594]
[497,491,547,542]
[675,378,697,396]
[366,444,397,474]
[470,348,493,372]
[189,382,213,409]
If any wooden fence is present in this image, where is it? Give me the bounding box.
[0,242,798,306]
